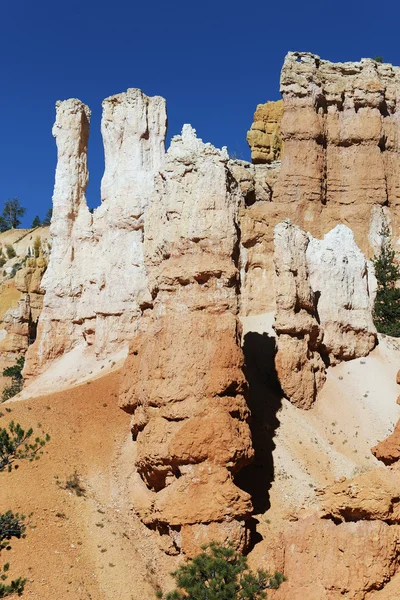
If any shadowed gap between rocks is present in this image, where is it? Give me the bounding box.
[235,332,283,517]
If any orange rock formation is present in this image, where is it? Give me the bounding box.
[119,126,254,555]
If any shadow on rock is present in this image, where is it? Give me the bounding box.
[235,332,283,516]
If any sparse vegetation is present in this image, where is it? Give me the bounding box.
[33,236,41,258]
[0,421,47,597]
[373,55,383,63]
[4,245,15,260]
[41,208,52,227]
[31,216,41,229]
[2,357,25,402]
[0,421,50,472]
[156,542,286,600]
[372,224,400,337]
[60,471,86,497]
[0,512,25,551]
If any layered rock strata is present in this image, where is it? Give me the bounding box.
[24,90,167,377]
[246,99,283,164]
[119,126,253,555]
[242,52,400,315]
[274,221,376,408]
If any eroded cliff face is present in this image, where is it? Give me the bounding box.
[24,90,167,378]
[242,51,400,314]
[274,221,376,408]
[119,126,253,555]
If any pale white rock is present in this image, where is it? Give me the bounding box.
[145,124,239,315]
[274,221,377,409]
[24,90,167,378]
[306,225,377,362]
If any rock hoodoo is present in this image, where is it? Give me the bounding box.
[119,125,253,555]
[274,221,376,408]
[24,90,167,377]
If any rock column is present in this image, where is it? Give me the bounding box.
[120,126,254,555]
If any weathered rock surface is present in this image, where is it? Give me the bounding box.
[271,516,400,600]
[0,255,47,355]
[0,296,32,354]
[246,100,283,164]
[24,90,167,378]
[319,468,400,523]
[241,52,400,315]
[119,126,253,555]
[372,422,400,465]
[274,221,376,407]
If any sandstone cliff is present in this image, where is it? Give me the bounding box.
[242,51,400,314]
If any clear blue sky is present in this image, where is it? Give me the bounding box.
[1,0,398,227]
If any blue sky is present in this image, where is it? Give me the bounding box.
[1,0,398,226]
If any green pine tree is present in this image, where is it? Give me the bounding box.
[31,216,41,228]
[1,199,26,230]
[156,542,286,600]
[41,208,52,227]
[372,224,400,337]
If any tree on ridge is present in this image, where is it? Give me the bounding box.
[0,198,26,231]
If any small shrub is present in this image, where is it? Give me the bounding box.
[373,55,383,63]
[2,357,24,402]
[33,237,41,259]
[0,512,27,597]
[0,571,26,598]
[0,421,50,472]
[62,472,86,497]
[156,542,286,600]
[0,512,25,551]
[5,246,15,260]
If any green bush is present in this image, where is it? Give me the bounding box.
[156,542,286,600]
[372,224,400,337]
[2,357,24,402]
[0,421,49,597]
[0,421,50,472]
[0,511,26,596]
[373,55,383,63]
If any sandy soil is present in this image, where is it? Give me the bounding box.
[1,370,177,600]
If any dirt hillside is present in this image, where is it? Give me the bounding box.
[1,370,177,600]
